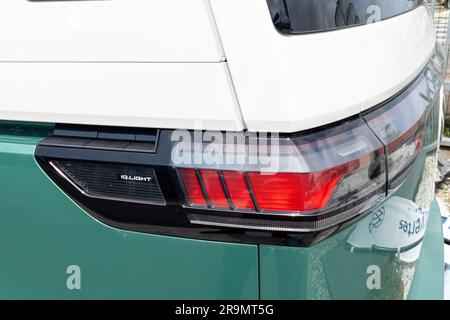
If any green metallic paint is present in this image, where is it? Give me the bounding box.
[0,123,259,299]
[259,202,444,300]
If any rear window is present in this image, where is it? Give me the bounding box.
[267,0,425,34]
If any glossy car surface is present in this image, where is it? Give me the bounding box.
[0,1,445,299]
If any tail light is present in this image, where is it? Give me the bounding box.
[35,51,443,245]
[174,118,386,231]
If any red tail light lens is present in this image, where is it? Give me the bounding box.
[179,169,345,213]
[222,171,254,210]
[247,171,343,212]
[200,169,229,208]
[180,169,257,210]
[178,168,207,206]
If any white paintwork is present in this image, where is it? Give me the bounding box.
[0,2,438,132]
[0,62,244,131]
[209,1,436,132]
[0,0,224,62]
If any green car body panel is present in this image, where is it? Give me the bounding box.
[0,119,444,299]
[260,201,444,300]
[0,122,259,299]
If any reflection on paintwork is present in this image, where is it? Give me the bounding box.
[348,197,428,253]
[347,196,428,299]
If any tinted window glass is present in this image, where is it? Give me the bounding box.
[267,0,425,34]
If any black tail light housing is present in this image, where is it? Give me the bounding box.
[35,51,444,247]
